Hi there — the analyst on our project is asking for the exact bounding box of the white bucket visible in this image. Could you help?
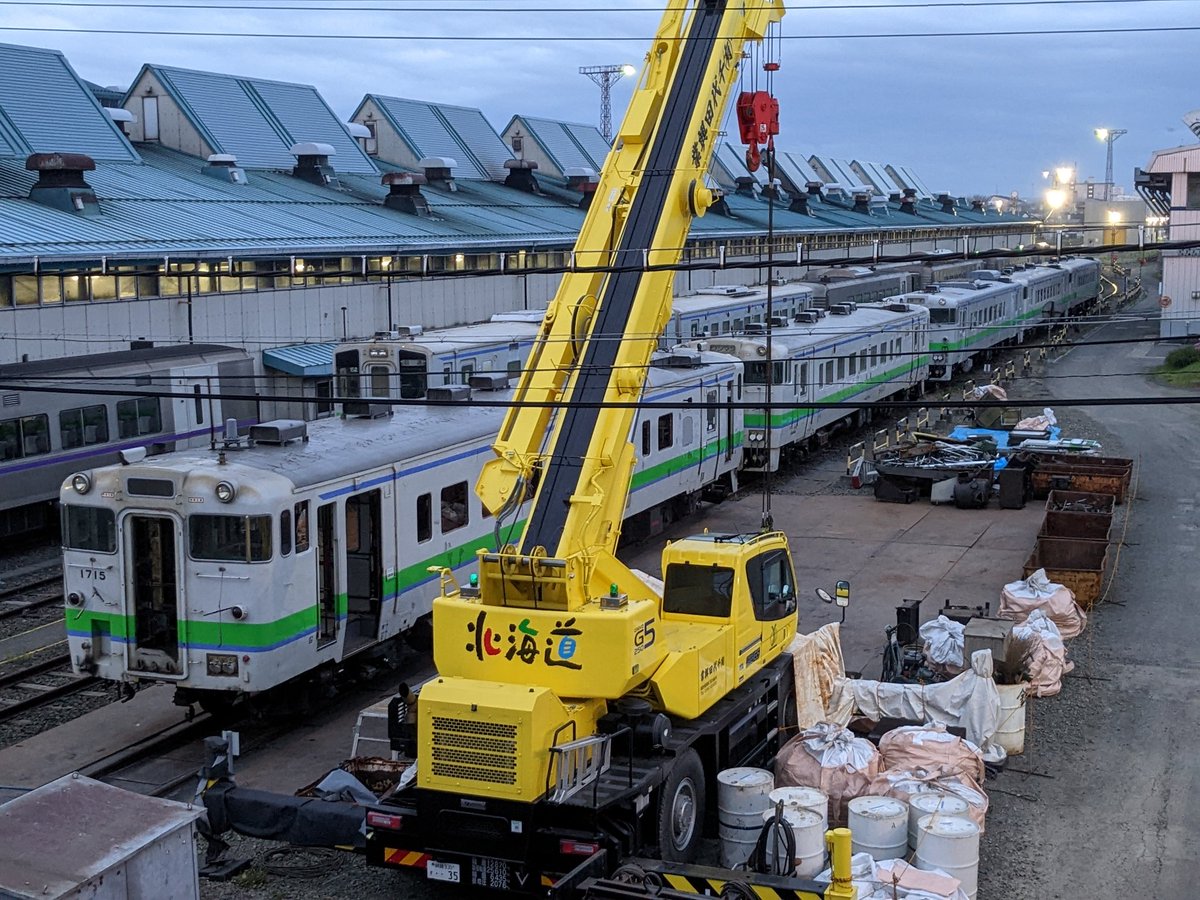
[914,813,981,900]
[908,793,970,849]
[717,767,774,868]
[996,682,1027,755]
[847,795,908,861]
[761,807,826,877]
[768,786,829,825]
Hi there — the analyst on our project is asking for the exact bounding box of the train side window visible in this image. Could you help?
[461,363,474,382]
[417,493,432,543]
[0,414,49,460]
[441,482,468,533]
[682,416,694,447]
[190,514,272,562]
[641,420,651,457]
[849,354,857,377]
[116,397,161,439]
[705,390,718,431]
[294,501,310,553]
[657,414,673,451]
[281,508,293,556]
[837,357,846,381]
[798,363,807,395]
[193,385,204,424]
[59,404,109,449]
[824,361,833,386]
[507,359,522,380]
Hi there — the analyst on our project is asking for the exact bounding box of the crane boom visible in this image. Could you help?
[479,0,784,581]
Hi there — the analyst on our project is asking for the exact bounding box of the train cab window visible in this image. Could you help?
[115,397,161,439]
[294,501,310,553]
[190,514,273,562]
[657,414,674,451]
[641,420,651,457]
[59,404,109,450]
[335,350,361,399]
[928,308,955,324]
[706,390,718,431]
[281,508,293,556]
[62,505,116,553]
[0,413,49,460]
[398,354,428,399]
[416,493,432,543]
[746,549,795,622]
[441,482,468,534]
[662,563,734,618]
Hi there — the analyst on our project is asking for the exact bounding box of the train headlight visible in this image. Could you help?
[230,605,247,621]
[70,473,92,494]
[932,353,947,363]
[66,592,83,607]
[749,430,766,442]
[206,653,239,676]
[215,481,236,503]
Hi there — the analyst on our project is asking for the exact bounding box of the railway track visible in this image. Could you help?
[0,653,97,725]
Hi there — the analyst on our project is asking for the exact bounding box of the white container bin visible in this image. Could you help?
[717,767,774,868]
[847,795,908,861]
[914,813,981,899]
[908,792,970,848]
[768,786,829,825]
[996,681,1027,755]
[761,807,826,877]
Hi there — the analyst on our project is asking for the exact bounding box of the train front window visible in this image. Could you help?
[928,308,955,324]
[745,362,786,385]
[63,505,116,553]
[190,514,273,562]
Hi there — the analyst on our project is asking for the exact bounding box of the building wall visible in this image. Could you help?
[354,99,424,171]
[121,70,213,158]
[1149,147,1200,337]
[501,119,564,178]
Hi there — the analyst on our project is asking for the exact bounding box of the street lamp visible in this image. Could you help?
[1054,166,1074,187]
[1093,127,1127,201]
[580,63,638,142]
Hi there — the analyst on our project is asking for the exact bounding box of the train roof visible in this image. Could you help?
[700,304,927,358]
[343,320,541,355]
[670,283,814,317]
[0,343,246,378]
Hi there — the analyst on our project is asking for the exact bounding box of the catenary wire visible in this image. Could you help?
[4,0,1192,10]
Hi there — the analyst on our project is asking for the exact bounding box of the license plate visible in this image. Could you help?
[426,860,461,883]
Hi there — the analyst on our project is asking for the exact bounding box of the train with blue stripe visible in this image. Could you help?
[0,345,256,539]
[59,349,745,711]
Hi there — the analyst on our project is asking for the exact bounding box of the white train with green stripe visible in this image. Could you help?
[59,349,744,712]
[690,301,931,472]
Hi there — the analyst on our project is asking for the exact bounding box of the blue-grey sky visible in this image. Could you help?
[2,0,1196,196]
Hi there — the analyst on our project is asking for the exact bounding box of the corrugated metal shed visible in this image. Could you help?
[853,160,904,196]
[0,43,140,163]
[263,342,335,376]
[143,64,376,174]
[363,95,512,180]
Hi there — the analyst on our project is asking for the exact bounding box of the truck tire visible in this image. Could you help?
[657,748,705,862]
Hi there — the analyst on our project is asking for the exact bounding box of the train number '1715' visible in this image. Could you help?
[78,567,107,580]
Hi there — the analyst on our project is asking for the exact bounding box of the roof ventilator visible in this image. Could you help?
[290,142,339,188]
[805,180,824,200]
[469,373,510,391]
[852,191,871,214]
[249,420,308,446]
[504,158,541,194]
[936,193,957,215]
[203,153,247,184]
[104,107,136,137]
[420,157,458,192]
[564,167,600,209]
[665,348,703,368]
[789,191,811,215]
[26,153,100,216]
[344,398,392,418]
[427,384,471,403]
[899,188,919,215]
[382,172,431,217]
[970,198,986,213]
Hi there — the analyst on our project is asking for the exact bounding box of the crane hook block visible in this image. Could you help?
[736,90,780,149]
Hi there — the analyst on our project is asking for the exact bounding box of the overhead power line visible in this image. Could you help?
[3,0,1189,10]
[1,23,1197,40]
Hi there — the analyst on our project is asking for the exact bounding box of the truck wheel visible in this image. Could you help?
[657,748,705,862]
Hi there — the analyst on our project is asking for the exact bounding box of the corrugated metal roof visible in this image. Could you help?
[506,115,608,175]
[774,150,821,190]
[263,342,335,376]
[366,96,512,180]
[853,160,903,196]
[147,64,376,174]
[0,43,139,163]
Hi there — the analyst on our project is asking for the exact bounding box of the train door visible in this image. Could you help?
[316,502,338,648]
[344,489,382,653]
[126,513,185,677]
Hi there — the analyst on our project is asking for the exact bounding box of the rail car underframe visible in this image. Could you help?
[365,654,794,893]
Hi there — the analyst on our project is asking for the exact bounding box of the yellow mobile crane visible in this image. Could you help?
[365,2,852,895]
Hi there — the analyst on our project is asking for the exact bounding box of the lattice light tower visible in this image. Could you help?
[1094,128,1128,201]
[579,63,637,142]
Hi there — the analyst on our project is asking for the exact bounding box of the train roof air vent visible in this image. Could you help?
[794,310,820,324]
[665,348,703,368]
[469,373,509,392]
[427,384,471,403]
[828,303,853,315]
[249,420,308,446]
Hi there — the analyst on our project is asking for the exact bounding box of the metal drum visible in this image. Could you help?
[717,767,774,868]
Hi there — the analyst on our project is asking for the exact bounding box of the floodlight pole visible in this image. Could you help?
[579,64,633,143]
[1096,128,1127,201]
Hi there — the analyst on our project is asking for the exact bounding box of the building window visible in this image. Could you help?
[1187,173,1200,209]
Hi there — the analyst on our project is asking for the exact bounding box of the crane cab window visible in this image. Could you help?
[663,563,734,618]
[746,549,795,621]
[416,493,432,542]
[441,482,468,533]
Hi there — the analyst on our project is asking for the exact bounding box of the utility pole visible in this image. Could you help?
[579,64,636,143]
[1094,128,1127,201]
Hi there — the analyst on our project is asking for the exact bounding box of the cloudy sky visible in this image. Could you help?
[3,0,1196,196]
